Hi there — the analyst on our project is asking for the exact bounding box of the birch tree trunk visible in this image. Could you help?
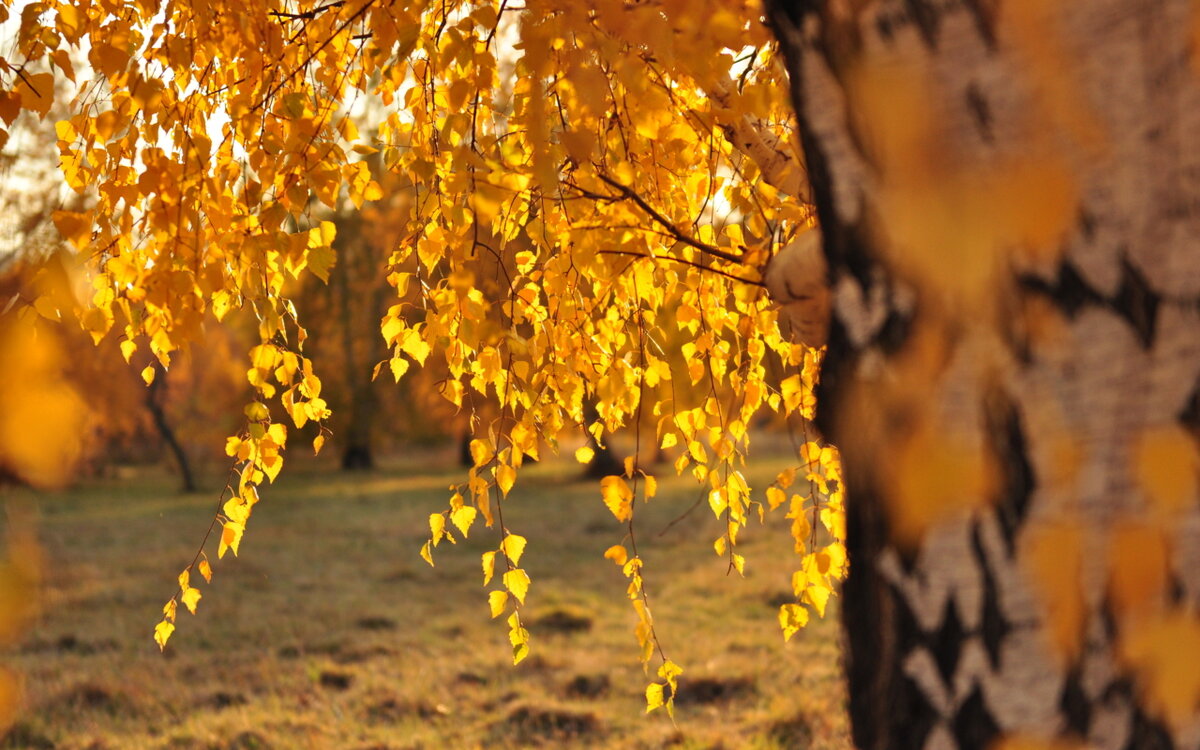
[765,3,1200,749]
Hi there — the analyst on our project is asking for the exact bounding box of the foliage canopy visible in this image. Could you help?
[1,0,843,710]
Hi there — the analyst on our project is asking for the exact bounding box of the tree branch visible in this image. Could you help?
[587,173,747,266]
[598,250,764,287]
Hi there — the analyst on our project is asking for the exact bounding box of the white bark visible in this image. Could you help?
[766,2,1200,749]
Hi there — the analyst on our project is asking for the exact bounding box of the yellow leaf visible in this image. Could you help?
[780,374,804,413]
[732,553,745,576]
[600,476,633,522]
[244,402,269,421]
[574,445,595,464]
[399,329,433,365]
[141,365,156,385]
[154,620,175,651]
[16,73,54,118]
[500,534,527,565]
[381,316,405,346]
[482,550,497,585]
[495,464,516,497]
[182,587,201,615]
[51,210,90,249]
[657,659,683,686]
[218,521,243,559]
[643,475,657,499]
[451,505,477,537]
[803,581,830,617]
[766,486,786,510]
[512,641,530,665]
[419,540,434,567]
[488,590,508,618]
[469,438,494,467]
[429,513,446,544]
[389,357,409,382]
[312,434,325,455]
[307,245,336,283]
[779,603,809,641]
[645,682,664,713]
[604,545,628,566]
[198,559,212,583]
[259,453,283,483]
[508,613,531,664]
[504,568,531,604]
[441,380,464,407]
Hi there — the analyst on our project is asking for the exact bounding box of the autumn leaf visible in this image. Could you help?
[488,590,508,618]
[451,506,477,537]
[15,73,54,118]
[503,569,531,604]
[500,534,527,566]
[600,476,633,522]
[495,464,516,497]
[154,620,175,651]
[181,587,202,615]
[645,682,665,713]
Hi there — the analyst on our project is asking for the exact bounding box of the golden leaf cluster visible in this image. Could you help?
[4,0,842,700]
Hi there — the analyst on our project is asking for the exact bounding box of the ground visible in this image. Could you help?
[2,447,849,749]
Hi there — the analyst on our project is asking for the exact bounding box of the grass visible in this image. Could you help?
[2,447,849,749]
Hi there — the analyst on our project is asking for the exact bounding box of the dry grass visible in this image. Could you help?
[2,448,849,749]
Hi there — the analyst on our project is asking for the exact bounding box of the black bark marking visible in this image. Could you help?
[765,0,812,28]
[960,0,998,48]
[1100,592,1120,641]
[896,676,941,750]
[984,387,1036,555]
[971,523,1010,669]
[904,0,944,48]
[965,83,993,141]
[840,479,896,750]
[1124,705,1175,750]
[1018,262,1107,319]
[1078,209,1097,241]
[837,445,940,749]
[1020,258,1163,349]
[878,306,916,357]
[1179,375,1200,437]
[1168,574,1186,605]
[1060,668,1092,737]
[1112,257,1160,348]
[932,597,965,685]
[876,13,897,43]
[952,687,1001,750]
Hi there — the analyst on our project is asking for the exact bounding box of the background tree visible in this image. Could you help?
[766,2,1200,749]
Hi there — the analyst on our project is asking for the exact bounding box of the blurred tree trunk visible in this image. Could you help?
[145,363,196,493]
[581,399,623,479]
[767,3,1200,749]
[333,215,377,471]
